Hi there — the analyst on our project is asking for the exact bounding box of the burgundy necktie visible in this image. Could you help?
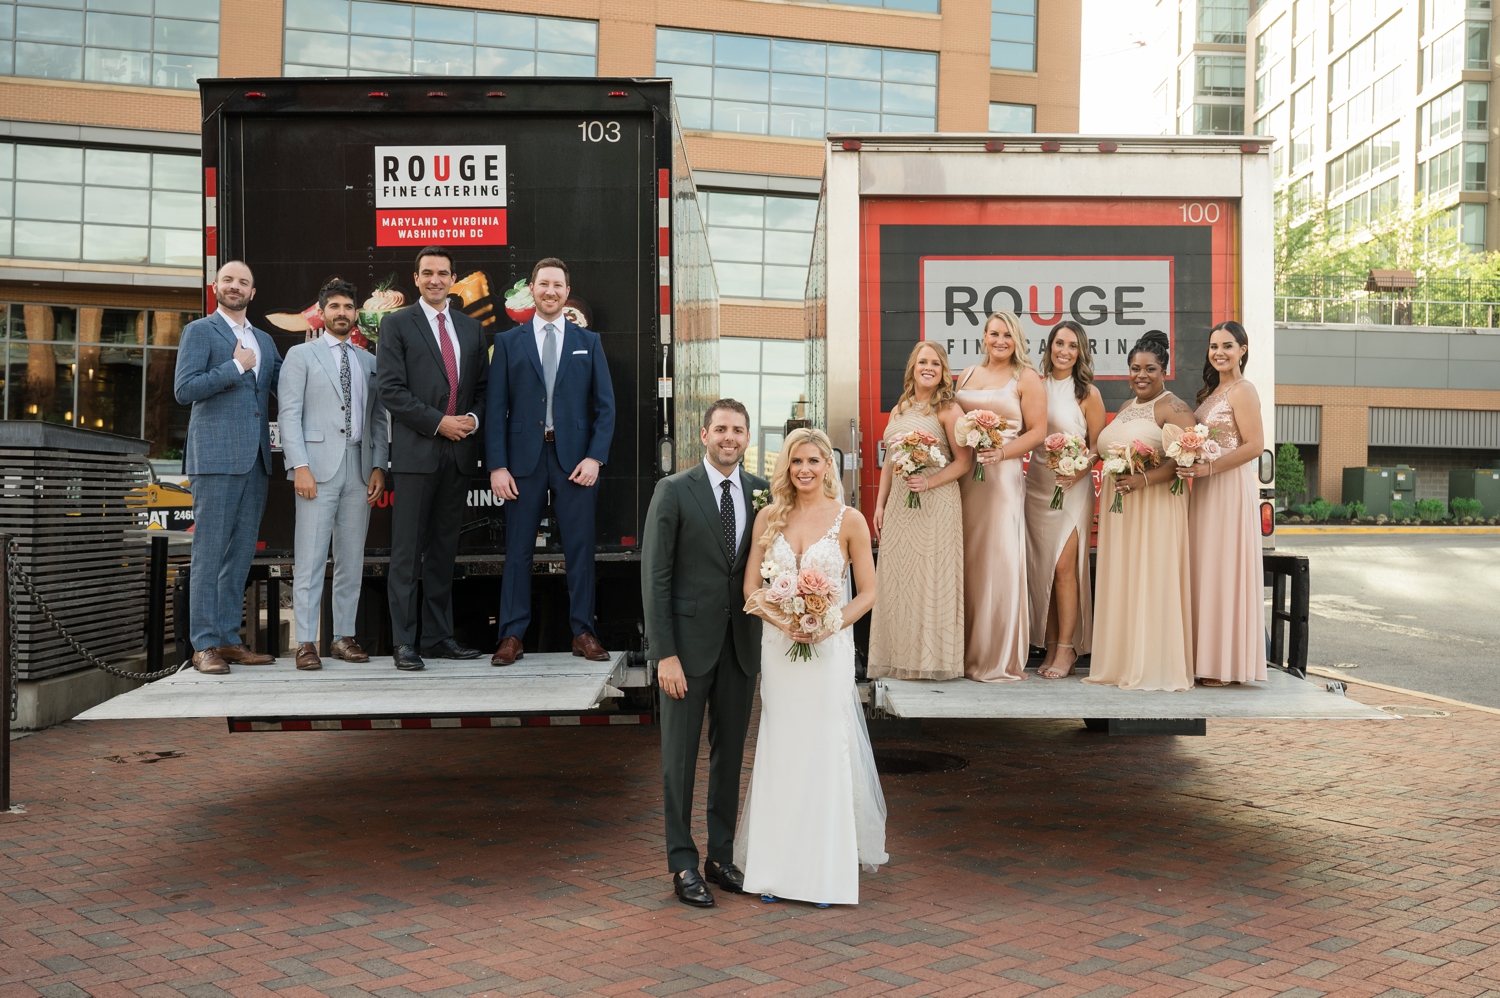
[436,312,458,416]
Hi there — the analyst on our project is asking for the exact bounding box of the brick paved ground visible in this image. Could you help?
[3,684,1499,998]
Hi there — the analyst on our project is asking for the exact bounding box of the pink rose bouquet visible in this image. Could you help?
[1164,422,1218,494]
[888,429,948,508]
[745,559,845,661]
[954,409,1009,481]
[1100,439,1160,514]
[1042,431,1090,509]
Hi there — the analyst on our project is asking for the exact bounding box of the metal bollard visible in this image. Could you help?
[146,534,168,674]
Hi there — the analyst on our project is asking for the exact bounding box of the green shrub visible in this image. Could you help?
[1390,499,1412,520]
[1452,496,1484,519]
[1415,498,1446,522]
[1308,497,1336,522]
[1276,443,1307,508]
[1347,499,1368,520]
[1288,503,1309,517]
[1330,503,1349,519]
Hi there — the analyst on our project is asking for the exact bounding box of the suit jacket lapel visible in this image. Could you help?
[733,472,764,570]
[684,464,732,568]
[551,322,582,392]
[209,311,237,351]
[312,335,343,397]
[253,328,274,393]
[410,306,445,372]
[520,319,545,385]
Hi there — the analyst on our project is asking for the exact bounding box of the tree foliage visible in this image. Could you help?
[1276,192,1472,284]
[1275,442,1307,508]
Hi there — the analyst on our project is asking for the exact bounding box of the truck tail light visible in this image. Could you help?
[245,91,266,98]
[368,91,388,98]
[1241,142,1264,153]
[984,140,1005,152]
[841,140,862,151]
[487,91,507,97]
[608,90,628,97]
[1040,140,1062,152]
[427,91,448,98]
[1260,502,1275,536]
[1097,141,1118,152]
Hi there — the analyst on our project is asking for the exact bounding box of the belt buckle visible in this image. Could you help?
[544,429,556,442]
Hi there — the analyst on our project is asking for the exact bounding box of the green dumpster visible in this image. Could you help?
[1449,468,1500,518]
[1343,466,1393,518]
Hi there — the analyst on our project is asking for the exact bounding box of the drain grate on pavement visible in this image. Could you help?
[873,748,968,774]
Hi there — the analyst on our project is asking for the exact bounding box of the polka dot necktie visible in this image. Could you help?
[719,479,736,557]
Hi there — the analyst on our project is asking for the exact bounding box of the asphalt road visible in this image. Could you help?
[1273,532,1500,708]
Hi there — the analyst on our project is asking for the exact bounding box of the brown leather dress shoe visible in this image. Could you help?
[192,649,230,674]
[572,631,610,662]
[218,643,274,665]
[295,642,322,671]
[491,635,524,666]
[329,637,369,662]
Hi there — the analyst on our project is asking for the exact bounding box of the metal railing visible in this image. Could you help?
[1277,296,1500,328]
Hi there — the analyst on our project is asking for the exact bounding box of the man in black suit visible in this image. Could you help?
[376,246,488,671]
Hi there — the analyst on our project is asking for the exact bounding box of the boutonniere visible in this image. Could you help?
[751,488,770,512]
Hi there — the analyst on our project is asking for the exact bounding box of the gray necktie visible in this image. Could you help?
[542,322,558,430]
[339,342,351,438]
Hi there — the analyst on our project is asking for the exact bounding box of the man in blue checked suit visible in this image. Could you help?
[486,258,615,666]
[174,261,282,674]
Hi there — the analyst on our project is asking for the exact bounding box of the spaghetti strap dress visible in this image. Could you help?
[1024,375,1094,656]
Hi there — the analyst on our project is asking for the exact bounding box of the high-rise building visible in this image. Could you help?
[0,0,1082,472]
[1158,0,1496,253]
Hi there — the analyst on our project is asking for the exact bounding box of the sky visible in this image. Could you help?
[1078,0,1171,135]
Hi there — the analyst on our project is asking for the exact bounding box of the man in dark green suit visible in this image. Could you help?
[641,399,769,907]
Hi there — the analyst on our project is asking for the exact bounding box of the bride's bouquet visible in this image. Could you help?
[888,430,947,507]
[954,409,1007,481]
[1042,432,1090,509]
[744,560,844,661]
[1101,439,1159,514]
[1164,423,1221,494]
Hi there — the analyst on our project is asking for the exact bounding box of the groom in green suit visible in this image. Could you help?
[641,399,769,907]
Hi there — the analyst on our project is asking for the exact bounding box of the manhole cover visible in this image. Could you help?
[1378,704,1450,718]
[873,749,968,775]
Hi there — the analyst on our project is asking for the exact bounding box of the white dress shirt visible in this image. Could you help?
[219,307,261,377]
[531,311,566,372]
[324,332,363,444]
[703,458,746,549]
[417,297,477,433]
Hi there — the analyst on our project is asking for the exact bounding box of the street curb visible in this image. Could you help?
[1277,526,1500,535]
[1308,668,1500,717]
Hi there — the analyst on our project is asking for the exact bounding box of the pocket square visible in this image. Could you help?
[572,350,589,355]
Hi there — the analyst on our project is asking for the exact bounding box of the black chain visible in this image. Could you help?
[5,539,187,693]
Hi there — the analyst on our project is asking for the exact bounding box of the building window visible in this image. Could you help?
[283,0,597,77]
[1427,0,1494,33]
[1291,127,1314,171]
[1327,123,1399,197]
[0,143,200,267]
[657,29,938,136]
[1423,20,1490,84]
[1465,142,1488,191]
[703,191,816,300]
[1198,1,1248,44]
[1,304,197,459]
[1198,55,1246,97]
[720,337,807,476]
[0,0,218,89]
[1188,103,1244,135]
[1291,33,1314,82]
[1330,176,1398,236]
[990,0,1036,72]
[1327,66,1401,149]
[988,102,1034,132]
[1459,203,1486,252]
[1420,82,1490,148]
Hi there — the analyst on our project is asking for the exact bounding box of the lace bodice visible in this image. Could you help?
[1114,393,1162,425]
[1195,388,1241,451]
[770,505,848,604]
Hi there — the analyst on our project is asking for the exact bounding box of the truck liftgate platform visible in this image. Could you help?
[76,652,647,730]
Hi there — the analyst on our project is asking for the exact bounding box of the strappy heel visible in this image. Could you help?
[1040,644,1075,679]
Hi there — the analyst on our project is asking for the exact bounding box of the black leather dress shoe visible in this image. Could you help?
[704,860,745,894]
[673,868,714,907]
[393,645,425,671]
[422,637,482,660]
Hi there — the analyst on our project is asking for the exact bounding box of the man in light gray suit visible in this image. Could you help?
[174,261,282,674]
[278,279,389,671]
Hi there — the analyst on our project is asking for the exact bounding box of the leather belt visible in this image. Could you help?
[544,429,556,442]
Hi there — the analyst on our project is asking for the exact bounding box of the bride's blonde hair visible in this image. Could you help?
[760,427,840,548]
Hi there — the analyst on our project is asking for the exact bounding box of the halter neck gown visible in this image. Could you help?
[1024,375,1094,656]
[956,370,1028,682]
[1085,395,1194,692]
[1189,386,1266,683]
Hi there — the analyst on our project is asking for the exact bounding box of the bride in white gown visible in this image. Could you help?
[736,427,888,906]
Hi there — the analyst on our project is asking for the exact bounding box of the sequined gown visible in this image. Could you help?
[868,403,966,680]
[1084,396,1193,691]
[1024,375,1094,655]
[956,371,1028,682]
[1189,387,1266,683]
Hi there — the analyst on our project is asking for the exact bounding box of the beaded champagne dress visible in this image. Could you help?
[1024,375,1095,656]
[867,403,965,680]
[736,506,888,905]
[956,371,1029,682]
[1084,395,1194,691]
[1189,387,1266,682]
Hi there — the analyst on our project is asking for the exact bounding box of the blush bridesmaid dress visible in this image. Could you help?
[1024,375,1094,659]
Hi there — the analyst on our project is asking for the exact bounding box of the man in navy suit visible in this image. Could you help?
[173,260,282,674]
[487,258,615,665]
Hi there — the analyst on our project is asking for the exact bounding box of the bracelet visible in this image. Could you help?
[998,445,1006,462]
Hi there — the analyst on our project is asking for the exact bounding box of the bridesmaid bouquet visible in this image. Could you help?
[745,563,844,661]
[954,409,1008,481]
[1164,423,1221,495]
[1042,432,1090,509]
[1101,440,1160,514]
[888,430,948,507]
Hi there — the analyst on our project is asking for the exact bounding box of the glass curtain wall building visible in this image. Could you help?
[0,0,219,88]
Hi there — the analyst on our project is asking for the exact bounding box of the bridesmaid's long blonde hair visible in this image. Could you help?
[981,310,1036,378]
[893,340,958,414]
[760,427,840,548]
